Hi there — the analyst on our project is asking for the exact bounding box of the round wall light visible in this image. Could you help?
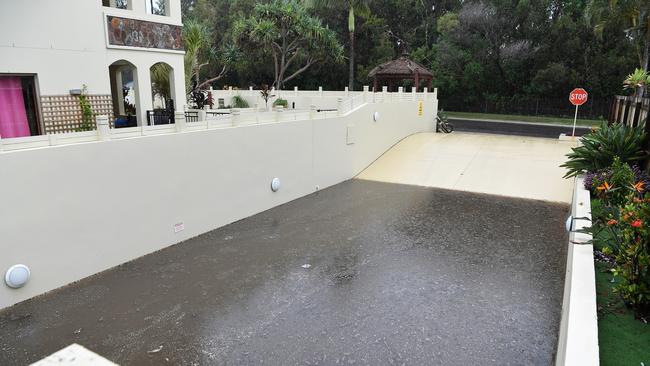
[5,264,30,289]
[271,177,281,192]
[373,111,381,122]
[565,216,573,232]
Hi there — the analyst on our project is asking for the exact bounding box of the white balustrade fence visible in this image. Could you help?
[0,87,438,152]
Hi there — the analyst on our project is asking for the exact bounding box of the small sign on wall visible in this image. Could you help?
[418,101,424,117]
[174,222,185,233]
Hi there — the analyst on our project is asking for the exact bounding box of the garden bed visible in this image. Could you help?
[592,199,650,365]
[561,122,650,365]
[595,260,650,365]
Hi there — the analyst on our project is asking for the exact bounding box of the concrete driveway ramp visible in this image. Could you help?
[357,132,575,203]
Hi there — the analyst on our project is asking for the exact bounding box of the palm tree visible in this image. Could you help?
[183,19,210,92]
[310,0,370,91]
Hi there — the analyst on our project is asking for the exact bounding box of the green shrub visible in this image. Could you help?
[76,85,95,132]
[591,157,638,207]
[273,98,288,108]
[561,122,647,178]
[604,196,650,312]
[231,95,250,108]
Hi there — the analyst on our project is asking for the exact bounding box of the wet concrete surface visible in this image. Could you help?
[0,180,569,366]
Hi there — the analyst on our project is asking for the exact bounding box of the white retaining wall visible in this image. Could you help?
[0,98,436,309]
[555,176,599,365]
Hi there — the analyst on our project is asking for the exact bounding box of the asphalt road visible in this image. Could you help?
[449,117,592,138]
[0,180,569,366]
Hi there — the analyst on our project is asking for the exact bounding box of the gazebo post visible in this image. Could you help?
[373,77,378,93]
[427,78,433,92]
[414,73,420,93]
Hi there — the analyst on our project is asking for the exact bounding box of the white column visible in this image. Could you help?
[115,69,125,116]
[135,66,153,127]
[294,86,299,97]
[423,87,429,100]
[345,86,349,97]
[231,108,241,126]
[0,134,4,151]
[96,115,110,141]
[382,86,388,102]
[274,106,284,122]
[398,86,404,101]
[309,105,317,119]
[319,86,323,97]
[175,111,186,132]
[412,87,417,101]
[337,97,344,116]
[249,86,254,96]
[363,86,369,103]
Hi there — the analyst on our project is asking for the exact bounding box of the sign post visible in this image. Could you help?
[569,88,588,137]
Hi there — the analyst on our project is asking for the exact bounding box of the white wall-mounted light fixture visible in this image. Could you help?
[565,216,573,232]
[271,177,281,192]
[5,264,30,289]
[373,111,381,122]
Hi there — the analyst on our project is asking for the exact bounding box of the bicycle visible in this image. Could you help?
[436,110,454,133]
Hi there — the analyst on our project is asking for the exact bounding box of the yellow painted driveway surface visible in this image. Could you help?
[357,132,576,203]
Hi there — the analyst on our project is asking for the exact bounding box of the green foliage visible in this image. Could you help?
[591,157,638,207]
[259,84,275,108]
[232,0,343,89]
[561,123,647,178]
[184,0,643,110]
[183,17,238,92]
[608,197,650,311]
[436,12,459,34]
[623,68,649,97]
[595,261,650,365]
[183,19,210,91]
[150,62,172,102]
[273,98,288,108]
[231,94,250,108]
[77,85,95,132]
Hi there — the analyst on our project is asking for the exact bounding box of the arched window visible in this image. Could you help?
[108,60,139,128]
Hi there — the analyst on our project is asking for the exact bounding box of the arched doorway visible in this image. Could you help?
[148,62,175,125]
[108,60,139,128]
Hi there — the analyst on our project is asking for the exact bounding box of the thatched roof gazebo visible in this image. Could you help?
[368,55,433,92]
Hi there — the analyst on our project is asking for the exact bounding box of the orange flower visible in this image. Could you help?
[633,181,645,193]
[607,219,618,226]
[634,197,644,203]
[631,219,643,228]
[596,182,612,191]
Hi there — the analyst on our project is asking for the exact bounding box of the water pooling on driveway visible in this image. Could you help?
[0,180,568,365]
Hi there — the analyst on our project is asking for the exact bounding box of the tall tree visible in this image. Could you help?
[587,0,650,70]
[310,0,370,90]
[233,0,343,89]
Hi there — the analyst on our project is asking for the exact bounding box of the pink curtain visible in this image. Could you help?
[0,77,31,138]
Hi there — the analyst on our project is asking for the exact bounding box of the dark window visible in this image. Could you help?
[102,0,129,9]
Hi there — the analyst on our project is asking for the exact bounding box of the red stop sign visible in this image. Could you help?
[569,88,588,106]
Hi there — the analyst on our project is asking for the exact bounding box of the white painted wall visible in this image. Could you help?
[0,0,186,124]
[555,176,599,365]
[0,99,436,309]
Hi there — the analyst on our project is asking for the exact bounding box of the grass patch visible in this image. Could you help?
[445,111,603,126]
[596,261,650,365]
